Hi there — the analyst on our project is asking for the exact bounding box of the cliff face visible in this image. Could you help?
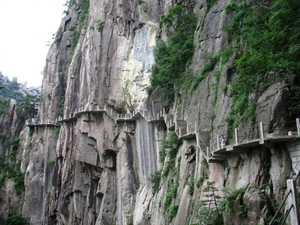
[2,0,299,224]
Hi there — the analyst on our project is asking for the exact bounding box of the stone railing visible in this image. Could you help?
[26,118,59,127]
[26,118,36,126]
[208,118,300,162]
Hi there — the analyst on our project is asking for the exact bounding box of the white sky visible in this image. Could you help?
[0,0,67,87]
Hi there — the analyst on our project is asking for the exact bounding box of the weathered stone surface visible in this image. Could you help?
[256,81,290,127]
[1,0,298,224]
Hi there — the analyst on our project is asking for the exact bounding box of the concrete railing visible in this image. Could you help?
[26,118,36,125]
[269,171,300,225]
[209,118,300,156]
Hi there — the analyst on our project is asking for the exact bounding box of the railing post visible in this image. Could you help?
[235,128,239,145]
[287,179,300,225]
[259,122,264,144]
[207,147,210,158]
[217,134,220,149]
[297,118,300,135]
[152,101,154,115]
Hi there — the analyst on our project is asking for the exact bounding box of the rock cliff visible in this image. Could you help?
[1,0,300,224]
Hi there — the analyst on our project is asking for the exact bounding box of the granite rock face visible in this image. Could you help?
[1,0,298,224]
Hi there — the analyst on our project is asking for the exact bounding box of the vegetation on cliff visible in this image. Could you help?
[224,0,300,134]
[68,0,90,51]
[0,212,29,225]
[0,76,39,223]
[149,0,300,132]
[0,137,24,195]
[0,77,40,118]
[148,4,197,106]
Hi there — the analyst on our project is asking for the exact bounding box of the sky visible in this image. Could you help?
[0,0,67,87]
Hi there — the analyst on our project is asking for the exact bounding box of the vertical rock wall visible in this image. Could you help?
[16,0,298,224]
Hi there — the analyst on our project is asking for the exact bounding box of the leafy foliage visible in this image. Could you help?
[0,137,25,195]
[220,188,245,213]
[207,0,218,10]
[290,86,300,115]
[70,0,90,50]
[0,212,29,225]
[6,136,20,151]
[160,132,182,177]
[151,132,181,193]
[188,178,194,195]
[58,98,65,115]
[0,80,20,99]
[0,98,9,116]
[97,20,105,33]
[150,170,161,193]
[164,179,179,211]
[197,158,208,188]
[148,5,197,105]
[193,202,224,225]
[0,78,40,117]
[224,0,300,132]
[168,204,179,222]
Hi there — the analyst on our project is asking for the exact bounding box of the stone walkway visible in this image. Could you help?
[26,105,300,171]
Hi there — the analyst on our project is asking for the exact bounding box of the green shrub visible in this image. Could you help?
[4,212,29,225]
[148,5,197,106]
[137,0,144,5]
[6,136,20,151]
[224,0,300,131]
[97,20,105,33]
[160,132,182,177]
[0,98,9,116]
[69,25,76,31]
[168,204,179,222]
[188,179,194,195]
[69,0,90,51]
[196,158,208,188]
[290,86,300,115]
[58,98,65,115]
[188,54,219,94]
[220,188,245,213]
[193,201,224,225]
[0,154,24,195]
[14,169,25,195]
[47,160,56,166]
[164,180,179,211]
[150,170,161,193]
[54,127,60,139]
[207,0,218,10]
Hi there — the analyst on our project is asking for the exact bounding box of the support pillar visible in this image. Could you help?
[234,128,238,145]
[259,122,264,144]
[207,147,210,158]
